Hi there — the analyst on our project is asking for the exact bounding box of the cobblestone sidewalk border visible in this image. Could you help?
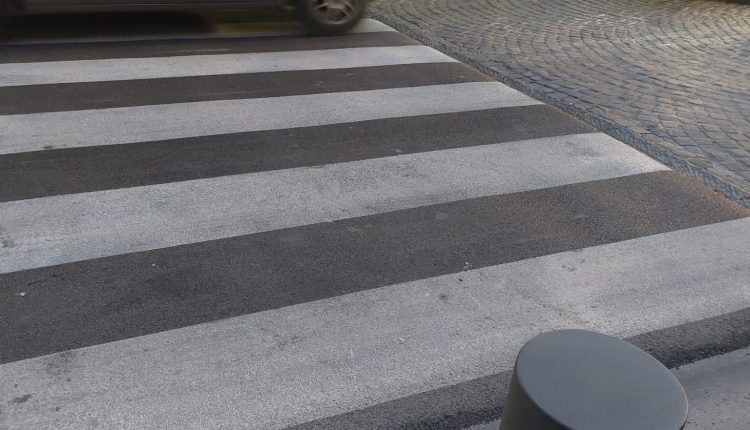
[368,10,750,208]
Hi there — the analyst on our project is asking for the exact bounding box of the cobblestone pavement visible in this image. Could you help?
[371,0,750,206]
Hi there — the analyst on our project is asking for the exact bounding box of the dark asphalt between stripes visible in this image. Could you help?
[2,171,747,363]
[0,106,593,201]
[0,31,418,63]
[0,62,491,114]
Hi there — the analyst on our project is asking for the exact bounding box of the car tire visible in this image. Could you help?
[297,0,366,36]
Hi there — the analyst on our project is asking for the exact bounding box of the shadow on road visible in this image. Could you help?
[3,8,301,42]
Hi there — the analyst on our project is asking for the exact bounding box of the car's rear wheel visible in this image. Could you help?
[297,0,366,35]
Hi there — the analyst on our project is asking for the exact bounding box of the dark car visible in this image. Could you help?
[0,0,367,36]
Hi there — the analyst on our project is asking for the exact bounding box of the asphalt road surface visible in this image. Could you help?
[1,16,749,430]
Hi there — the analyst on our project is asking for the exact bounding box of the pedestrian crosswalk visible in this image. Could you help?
[1,82,535,153]
[1,19,749,430]
[2,133,669,273]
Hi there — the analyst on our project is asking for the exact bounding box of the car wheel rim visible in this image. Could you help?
[308,0,358,25]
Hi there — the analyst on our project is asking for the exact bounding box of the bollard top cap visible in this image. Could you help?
[515,329,688,430]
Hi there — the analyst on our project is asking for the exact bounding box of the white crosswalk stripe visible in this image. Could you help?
[0,45,456,87]
[0,19,748,430]
[0,133,666,273]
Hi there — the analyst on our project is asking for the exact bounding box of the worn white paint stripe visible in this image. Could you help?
[349,19,398,33]
[0,82,534,155]
[0,44,454,87]
[0,19,395,47]
[676,347,750,430]
[0,133,666,274]
[2,218,748,430]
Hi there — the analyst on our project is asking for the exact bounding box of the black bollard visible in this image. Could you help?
[499,329,688,430]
